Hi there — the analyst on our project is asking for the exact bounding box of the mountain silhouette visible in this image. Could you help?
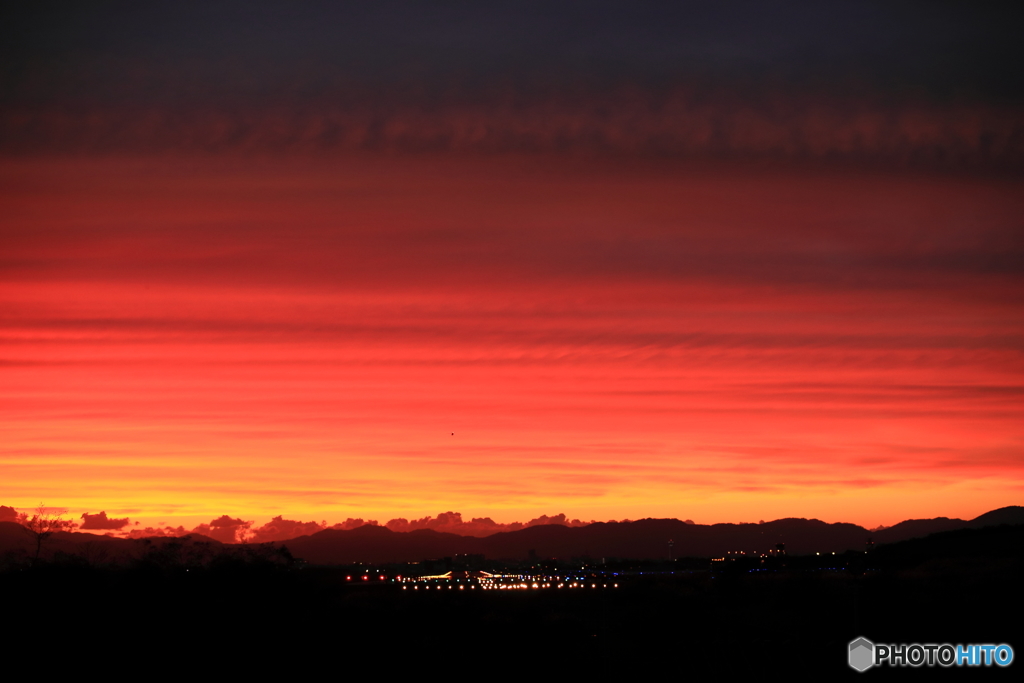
[2,507,1021,565]
[276,506,1024,564]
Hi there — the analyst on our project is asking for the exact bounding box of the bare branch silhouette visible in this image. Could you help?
[18,503,77,564]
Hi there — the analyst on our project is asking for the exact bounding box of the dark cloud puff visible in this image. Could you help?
[79,511,131,530]
[0,505,18,523]
[249,516,326,543]
[191,515,252,543]
[328,518,380,531]
[384,511,593,537]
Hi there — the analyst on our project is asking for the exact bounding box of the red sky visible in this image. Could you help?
[2,3,1022,536]
[2,154,1021,532]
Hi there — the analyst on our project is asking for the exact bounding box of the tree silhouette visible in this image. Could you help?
[18,504,77,563]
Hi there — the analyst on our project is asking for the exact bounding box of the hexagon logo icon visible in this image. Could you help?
[849,637,874,672]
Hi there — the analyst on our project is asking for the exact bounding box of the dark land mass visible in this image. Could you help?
[3,511,1021,677]
[0,505,1021,566]
[280,505,1024,564]
[3,506,1022,565]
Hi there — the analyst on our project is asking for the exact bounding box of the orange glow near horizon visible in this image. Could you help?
[1,155,1022,532]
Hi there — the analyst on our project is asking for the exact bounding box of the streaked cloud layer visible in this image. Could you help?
[1,2,1021,530]
[2,157,1021,528]
[3,2,1022,167]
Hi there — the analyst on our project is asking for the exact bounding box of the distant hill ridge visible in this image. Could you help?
[1,506,1020,565]
[279,506,1024,564]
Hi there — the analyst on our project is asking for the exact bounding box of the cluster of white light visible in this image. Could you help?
[397,572,619,592]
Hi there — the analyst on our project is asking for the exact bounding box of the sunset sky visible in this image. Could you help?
[2,2,1022,536]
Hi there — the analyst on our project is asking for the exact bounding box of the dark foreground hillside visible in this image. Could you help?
[5,525,1020,677]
